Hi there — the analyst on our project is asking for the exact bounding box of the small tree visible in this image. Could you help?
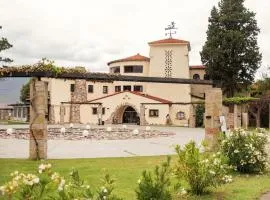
[0,26,13,65]
[201,0,261,97]
[20,80,31,103]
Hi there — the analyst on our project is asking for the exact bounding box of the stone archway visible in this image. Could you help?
[106,103,140,124]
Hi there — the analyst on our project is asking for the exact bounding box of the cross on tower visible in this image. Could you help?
[165,22,177,38]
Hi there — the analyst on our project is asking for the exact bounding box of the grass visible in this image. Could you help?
[0,157,270,199]
[0,120,28,125]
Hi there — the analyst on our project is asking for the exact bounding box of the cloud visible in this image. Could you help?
[0,0,269,77]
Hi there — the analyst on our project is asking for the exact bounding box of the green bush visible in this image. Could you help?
[221,128,269,173]
[0,163,122,200]
[175,141,231,195]
[136,157,172,200]
[195,104,205,127]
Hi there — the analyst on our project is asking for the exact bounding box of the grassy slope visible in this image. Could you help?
[0,157,270,200]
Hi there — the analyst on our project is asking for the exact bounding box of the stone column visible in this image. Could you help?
[29,79,48,160]
[60,104,65,124]
[97,104,102,125]
[242,113,248,129]
[49,105,55,124]
[204,88,222,142]
[189,105,196,128]
[70,79,87,123]
[140,104,146,126]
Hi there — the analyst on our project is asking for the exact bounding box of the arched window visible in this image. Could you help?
[193,74,200,80]
[204,74,210,80]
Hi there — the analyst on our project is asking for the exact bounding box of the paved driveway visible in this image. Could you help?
[0,125,205,159]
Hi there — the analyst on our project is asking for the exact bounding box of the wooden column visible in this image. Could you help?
[29,78,48,160]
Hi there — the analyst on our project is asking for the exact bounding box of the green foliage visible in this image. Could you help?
[201,0,261,97]
[136,156,172,200]
[0,26,13,64]
[20,79,31,103]
[0,58,88,77]
[0,163,122,200]
[221,128,269,173]
[223,96,258,105]
[175,141,230,195]
[195,104,205,127]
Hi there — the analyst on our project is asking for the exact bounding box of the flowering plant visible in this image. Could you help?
[221,128,269,173]
[0,163,122,200]
[174,141,231,195]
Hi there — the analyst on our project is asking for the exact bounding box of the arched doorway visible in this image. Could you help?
[122,106,139,124]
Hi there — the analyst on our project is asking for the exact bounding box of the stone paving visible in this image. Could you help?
[0,124,205,159]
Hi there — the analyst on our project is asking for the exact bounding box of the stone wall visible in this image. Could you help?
[70,79,87,123]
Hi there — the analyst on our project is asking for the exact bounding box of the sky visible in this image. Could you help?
[0,0,269,103]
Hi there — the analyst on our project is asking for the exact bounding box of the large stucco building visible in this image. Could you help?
[42,38,212,126]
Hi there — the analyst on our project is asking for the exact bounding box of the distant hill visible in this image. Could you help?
[0,78,29,104]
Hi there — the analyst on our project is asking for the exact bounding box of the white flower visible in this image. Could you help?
[86,125,91,130]
[180,188,187,195]
[145,126,151,131]
[234,149,239,153]
[60,127,66,134]
[106,127,112,132]
[83,130,89,137]
[69,123,74,128]
[133,129,139,135]
[103,188,108,193]
[209,170,216,175]
[122,124,127,129]
[58,179,65,191]
[137,179,141,184]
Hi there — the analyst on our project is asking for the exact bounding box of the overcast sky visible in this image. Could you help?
[0,0,269,76]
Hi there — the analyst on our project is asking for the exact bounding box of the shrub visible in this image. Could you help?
[221,128,269,173]
[195,104,205,127]
[175,141,231,195]
[0,163,122,200]
[136,156,172,200]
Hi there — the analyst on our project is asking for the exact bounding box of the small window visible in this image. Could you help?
[103,86,108,94]
[110,66,120,73]
[176,111,185,120]
[124,65,143,73]
[134,85,143,92]
[123,85,131,91]
[115,86,121,92]
[70,84,75,92]
[193,74,200,80]
[149,109,159,117]
[88,85,94,93]
[92,107,97,115]
[102,107,105,115]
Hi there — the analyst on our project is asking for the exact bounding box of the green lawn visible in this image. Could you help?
[0,157,270,199]
[0,120,28,125]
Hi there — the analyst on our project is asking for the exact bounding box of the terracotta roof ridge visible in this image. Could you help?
[108,53,150,65]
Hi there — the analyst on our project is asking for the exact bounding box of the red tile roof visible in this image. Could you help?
[148,38,189,45]
[88,91,172,104]
[189,65,206,69]
[108,53,150,65]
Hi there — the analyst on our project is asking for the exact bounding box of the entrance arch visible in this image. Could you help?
[122,106,139,124]
[109,103,140,124]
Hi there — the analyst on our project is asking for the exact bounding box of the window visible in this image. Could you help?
[102,107,105,115]
[149,109,159,117]
[123,85,131,91]
[103,86,108,94]
[88,85,94,93]
[193,74,200,80]
[92,107,97,115]
[134,85,143,92]
[115,86,121,92]
[70,84,75,92]
[176,111,185,120]
[110,66,120,73]
[124,65,143,73]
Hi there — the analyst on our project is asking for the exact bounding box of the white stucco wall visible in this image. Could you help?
[148,44,190,78]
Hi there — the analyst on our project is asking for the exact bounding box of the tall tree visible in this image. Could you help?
[20,80,31,103]
[0,26,13,65]
[201,0,261,97]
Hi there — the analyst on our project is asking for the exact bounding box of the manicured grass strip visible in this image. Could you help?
[0,157,270,199]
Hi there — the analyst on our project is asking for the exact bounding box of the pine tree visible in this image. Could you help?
[0,26,13,65]
[201,0,261,97]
